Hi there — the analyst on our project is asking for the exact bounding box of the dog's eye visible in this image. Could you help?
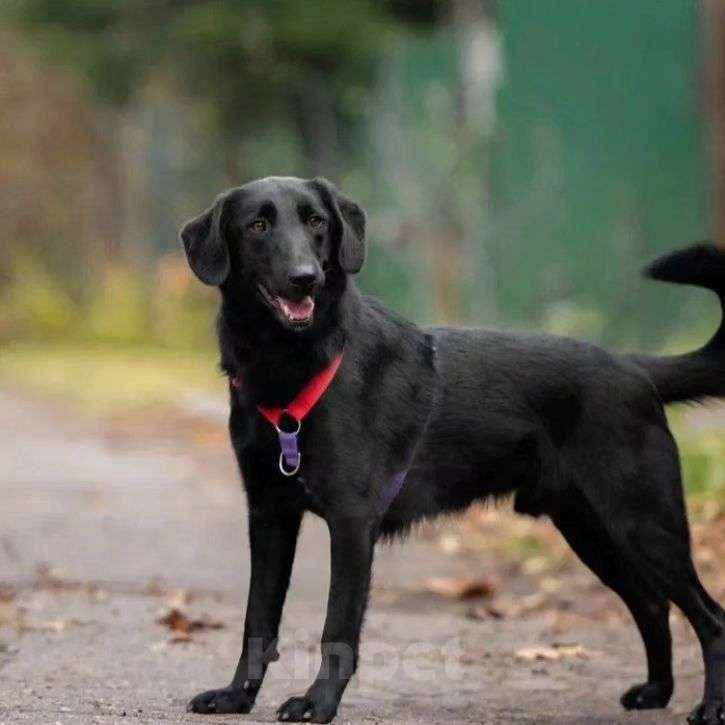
[308,215,326,230]
[248,219,268,234]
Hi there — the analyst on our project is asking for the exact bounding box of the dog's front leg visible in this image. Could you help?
[188,505,303,715]
[277,512,375,723]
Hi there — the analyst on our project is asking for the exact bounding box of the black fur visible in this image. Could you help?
[180,177,725,724]
[630,243,725,403]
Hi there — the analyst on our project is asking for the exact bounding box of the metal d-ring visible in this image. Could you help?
[278,450,301,477]
[275,417,301,436]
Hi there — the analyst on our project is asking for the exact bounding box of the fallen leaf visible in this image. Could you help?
[156,607,223,635]
[514,643,589,662]
[424,577,495,600]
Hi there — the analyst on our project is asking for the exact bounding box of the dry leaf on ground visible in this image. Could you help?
[156,607,224,636]
[514,643,590,662]
[424,577,496,600]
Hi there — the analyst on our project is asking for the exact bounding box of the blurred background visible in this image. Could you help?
[2,0,725,490]
[0,0,725,722]
[1,0,721,349]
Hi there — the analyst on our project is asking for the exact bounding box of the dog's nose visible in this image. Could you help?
[288,265,319,290]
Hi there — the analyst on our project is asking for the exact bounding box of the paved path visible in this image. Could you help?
[0,390,705,723]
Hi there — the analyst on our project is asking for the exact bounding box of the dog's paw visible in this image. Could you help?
[620,679,673,710]
[276,693,338,723]
[187,685,254,714]
[687,699,724,724]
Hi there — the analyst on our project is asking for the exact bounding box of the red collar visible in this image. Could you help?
[232,352,344,428]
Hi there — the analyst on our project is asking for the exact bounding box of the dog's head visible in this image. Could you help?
[180,176,366,332]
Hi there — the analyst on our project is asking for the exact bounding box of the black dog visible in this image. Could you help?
[180,176,725,723]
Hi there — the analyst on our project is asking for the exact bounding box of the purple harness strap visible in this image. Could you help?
[277,428,302,476]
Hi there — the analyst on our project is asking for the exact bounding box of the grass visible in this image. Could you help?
[0,341,225,413]
[673,423,725,510]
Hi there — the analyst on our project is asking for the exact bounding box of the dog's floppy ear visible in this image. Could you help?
[179,192,231,286]
[310,177,366,274]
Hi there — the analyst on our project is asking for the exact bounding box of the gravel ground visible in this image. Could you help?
[0,390,708,724]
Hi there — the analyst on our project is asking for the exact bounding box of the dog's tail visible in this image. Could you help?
[628,243,725,404]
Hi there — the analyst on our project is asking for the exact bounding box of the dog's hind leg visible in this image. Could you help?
[619,523,725,724]
[619,519,725,724]
[550,492,674,710]
[578,424,725,724]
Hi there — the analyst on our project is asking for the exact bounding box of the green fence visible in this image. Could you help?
[360,0,713,348]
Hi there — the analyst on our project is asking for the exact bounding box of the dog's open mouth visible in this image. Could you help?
[258,284,315,328]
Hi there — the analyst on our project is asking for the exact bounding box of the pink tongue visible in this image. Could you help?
[278,296,314,321]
